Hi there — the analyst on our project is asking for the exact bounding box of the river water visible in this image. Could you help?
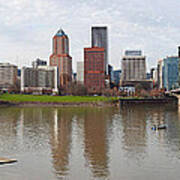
[0,105,180,180]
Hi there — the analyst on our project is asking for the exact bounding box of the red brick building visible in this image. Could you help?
[84,47,105,93]
[49,29,72,88]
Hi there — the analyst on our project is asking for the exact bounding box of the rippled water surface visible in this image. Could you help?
[0,105,180,180]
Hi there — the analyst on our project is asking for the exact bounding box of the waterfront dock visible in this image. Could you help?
[119,97,177,105]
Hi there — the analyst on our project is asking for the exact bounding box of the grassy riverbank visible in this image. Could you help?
[0,94,118,103]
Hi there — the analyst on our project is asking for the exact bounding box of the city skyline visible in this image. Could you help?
[0,0,180,71]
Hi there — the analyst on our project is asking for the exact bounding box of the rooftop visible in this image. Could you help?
[55,28,67,37]
[84,47,105,51]
[0,63,17,67]
[124,50,142,56]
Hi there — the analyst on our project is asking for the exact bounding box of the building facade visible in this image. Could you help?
[157,59,164,89]
[0,63,18,91]
[150,67,158,87]
[21,66,58,94]
[108,64,113,84]
[146,73,151,80]
[163,56,179,90]
[77,61,84,83]
[72,72,77,83]
[121,50,146,81]
[84,47,105,93]
[91,26,108,74]
[49,29,72,88]
[113,70,121,86]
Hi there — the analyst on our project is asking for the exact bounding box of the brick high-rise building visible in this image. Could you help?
[49,29,72,88]
[84,47,105,93]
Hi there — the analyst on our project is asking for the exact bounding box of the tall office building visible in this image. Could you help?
[163,56,179,90]
[84,47,105,93]
[108,64,113,83]
[157,59,164,89]
[77,61,84,83]
[91,26,108,74]
[113,70,121,86]
[150,67,158,87]
[21,66,58,94]
[121,50,146,81]
[49,29,72,88]
[0,63,18,91]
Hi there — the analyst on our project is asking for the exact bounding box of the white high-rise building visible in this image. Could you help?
[21,66,58,94]
[0,63,18,91]
[77,61,84,83]
[157,59,164,89]
[122,50,146,81]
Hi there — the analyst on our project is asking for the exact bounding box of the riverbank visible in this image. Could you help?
[0,94,177,107]
[0,94,119,107]
[0,100,118,107]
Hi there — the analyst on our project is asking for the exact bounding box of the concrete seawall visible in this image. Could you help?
[119,97,177,105]
[0,98,176,107]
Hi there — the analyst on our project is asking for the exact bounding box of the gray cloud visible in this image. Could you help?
[0,0,180,71]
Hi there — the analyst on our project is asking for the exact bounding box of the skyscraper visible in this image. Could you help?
[163,56,179,90]
[113,70,121,86]
[77,61,84,83]
[0,63,18,91]
[157,59,164,89]
[84,47,105,93]
[49,29,72,88]
[91,26,108,74]
[121,50,146,81]
[21,66,58,94]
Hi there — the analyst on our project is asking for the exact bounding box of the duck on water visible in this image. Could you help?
[152,124,167,130]
[0,157,17,165]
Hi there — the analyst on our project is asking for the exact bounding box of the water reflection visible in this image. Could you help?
[0,108,20,136]
[148,105,168,146]
[164,106,180,159]
[0,108,21,155]
[16,109,24,145]
[49,108,73,178]
[83,108,114,179]
[49,108,115,179]
[1,106,180,179]
[120,105,147,161]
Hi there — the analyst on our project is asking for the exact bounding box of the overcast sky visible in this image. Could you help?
[0,0,180,72]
